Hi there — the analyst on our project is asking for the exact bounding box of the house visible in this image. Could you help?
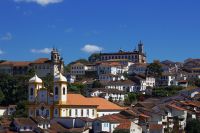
[149,124,164,133]
[7,105,16,116]
[128,63,147,75]
[104,80,135,92]
[53,117,93,131]
[114,121,142,133]
[89,88,125,101]
[0,107,7,117]
[99,74,125,82]
[13,118,37,132]
[71,62,87,77]
[92,114,126,133]
[156,73,176,86]
[30,117,50,129]
[0,61,30,75]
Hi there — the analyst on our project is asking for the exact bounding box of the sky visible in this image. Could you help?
[0,0,200,64]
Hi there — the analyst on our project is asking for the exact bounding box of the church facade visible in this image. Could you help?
[27,73,124,119]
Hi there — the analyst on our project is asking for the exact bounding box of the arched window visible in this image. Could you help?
[63,87,65,95]
[30,88,33,96]
[55,87,58,95]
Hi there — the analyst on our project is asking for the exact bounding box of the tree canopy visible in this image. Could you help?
[146,60,163,77]
[185,119,200,133]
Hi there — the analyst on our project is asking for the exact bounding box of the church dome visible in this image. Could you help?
[54,73,67,82]
[29,74,43,83]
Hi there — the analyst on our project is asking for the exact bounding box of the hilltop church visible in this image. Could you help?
[27,73,124,119]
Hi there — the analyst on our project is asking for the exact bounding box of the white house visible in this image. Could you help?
[71,62,87,76]
[104,80,135,92]
[128,63,147,75]
[90,88,125,101]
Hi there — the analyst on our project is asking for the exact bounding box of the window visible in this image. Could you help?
[92,109,95,116]
[30,88,33,96]
[46,110,49,117]
[63,87,65,95]
[87,109,89,116]
[75,109,78,116]
[54,109,58,115]
[55,87,58,95]
[69,109,71,116]
[36,110,39,116]
[81,109,83,116]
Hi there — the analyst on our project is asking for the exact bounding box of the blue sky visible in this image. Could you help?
[0,0,200,64]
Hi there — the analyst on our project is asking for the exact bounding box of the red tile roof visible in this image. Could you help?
[149,124,163,130]
[115,121,131,130]
[58,94,124,111]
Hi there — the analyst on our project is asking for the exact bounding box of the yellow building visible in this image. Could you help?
[28,73,124,119]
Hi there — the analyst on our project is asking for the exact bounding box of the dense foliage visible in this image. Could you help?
[152,86,184,97]
[124,93,137,105]
[68,83,86,94]
[185,119,200,133]
[146,60,163,77]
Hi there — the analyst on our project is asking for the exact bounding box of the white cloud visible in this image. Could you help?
[81,44,103,53]
[0,49,4,55]
[14,0,63,6]
[31,48,52,54]
[0,32,12,41]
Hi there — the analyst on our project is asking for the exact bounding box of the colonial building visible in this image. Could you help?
[27,73,124,119]
[0,48,64,77]
[99,42,146,63]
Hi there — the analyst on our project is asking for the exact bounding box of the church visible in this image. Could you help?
[27,73,124,119]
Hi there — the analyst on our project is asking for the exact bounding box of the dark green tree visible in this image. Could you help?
[92,80,104,88]
[124,93,137,105]
[185,119,200,133]
[146,60,163,77]
[42,74,54,92]
[88,53,101,62]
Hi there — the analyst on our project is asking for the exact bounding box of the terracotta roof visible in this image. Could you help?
[184,101,200,107]
[57,94,124,111]
[167,104,186,111]
[89,97,124,111]
[14,118,36,126]
[66,94,98,106]
[31,58,50,64]
[149,124,163,130]
[0,61,30,67]
[97,114,126,123]
[115,121,131,130]
[139,113,150,118]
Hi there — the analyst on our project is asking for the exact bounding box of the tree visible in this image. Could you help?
[88,53,101,62]
[113,129,129,133]
[146,60,163,77]
[124,93,137,105]
[0,89,5,103]
[92,80,104,88]
[42,74,54,92]
[12,100,28,118]
[185,119,200,133]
